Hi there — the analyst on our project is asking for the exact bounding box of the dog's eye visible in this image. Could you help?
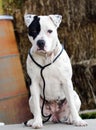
[32,29,37,33]
[47,30,53,33]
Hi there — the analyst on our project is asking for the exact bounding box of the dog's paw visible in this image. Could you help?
[25,118,43,129]
[32,119,43,129]
[25,119,34,127]
[73,119,88,126]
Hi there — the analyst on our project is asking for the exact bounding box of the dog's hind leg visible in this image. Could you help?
[59,91,81,124]
[62,79,87,126]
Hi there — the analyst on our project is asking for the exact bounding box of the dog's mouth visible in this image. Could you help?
[36,46,53,56]
[37,48,46,54]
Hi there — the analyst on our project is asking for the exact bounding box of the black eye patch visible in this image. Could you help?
[28,16,41,39]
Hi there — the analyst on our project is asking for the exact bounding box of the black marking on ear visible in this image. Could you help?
[28,16,41,39]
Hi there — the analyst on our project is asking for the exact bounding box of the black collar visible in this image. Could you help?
[28,45,64,69]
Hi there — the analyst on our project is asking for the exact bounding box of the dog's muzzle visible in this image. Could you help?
[37,40,45,50]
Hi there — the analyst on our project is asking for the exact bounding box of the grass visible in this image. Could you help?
[80,111,96,119]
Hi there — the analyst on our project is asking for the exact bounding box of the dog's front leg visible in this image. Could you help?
[27,82,43,129]
[63,79,87,126]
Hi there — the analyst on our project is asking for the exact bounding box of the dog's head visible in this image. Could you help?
[24,14,62,54]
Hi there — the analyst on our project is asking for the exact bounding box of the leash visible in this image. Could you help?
[28,46,63,123]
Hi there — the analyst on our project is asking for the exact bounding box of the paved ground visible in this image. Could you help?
[0,119,96,130]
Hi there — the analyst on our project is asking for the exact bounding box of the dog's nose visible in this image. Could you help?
[37,40,45,49]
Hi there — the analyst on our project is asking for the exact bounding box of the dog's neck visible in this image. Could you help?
[30,41,62,66]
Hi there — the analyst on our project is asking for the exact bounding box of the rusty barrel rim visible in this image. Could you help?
[0,15,13,20]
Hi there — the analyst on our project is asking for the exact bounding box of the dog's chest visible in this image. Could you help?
[27,50,72,101]
[39,63,66,101]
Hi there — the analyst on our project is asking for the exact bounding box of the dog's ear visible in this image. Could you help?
[24,13,36,27]
[49,14,62,28]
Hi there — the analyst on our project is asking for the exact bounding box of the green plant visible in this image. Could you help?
[80,112,96,119]
[2,0,25,15]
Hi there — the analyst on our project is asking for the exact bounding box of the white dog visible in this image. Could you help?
[24,14,87,128]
